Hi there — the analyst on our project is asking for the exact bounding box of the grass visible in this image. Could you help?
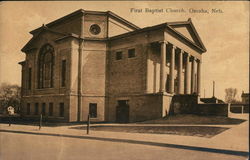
[72,125,229,138]
[137,114,246,125]
[70,115,244,138]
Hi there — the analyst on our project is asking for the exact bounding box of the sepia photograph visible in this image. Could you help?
[0,1,249,160]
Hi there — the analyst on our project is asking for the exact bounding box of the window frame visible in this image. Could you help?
[35,103,39,115]
[27,103,30,115]
[115,51,123,60]
[59,103,64,117]
[42,103,46,116]
[128,48,136,58]
[61,59,66,87]
[37,44,54,89]
[28,67,32,90]
[49,103,53,116]
[89,103,97,118]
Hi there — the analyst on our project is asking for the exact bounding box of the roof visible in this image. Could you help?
[21,25,67,52]
[22,9,206,53]
[167,18,206,52]
[30,9,140,35]
[110,18,207,53]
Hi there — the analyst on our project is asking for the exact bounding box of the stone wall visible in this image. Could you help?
[230,104,249,113]
[170,94,198,115]
[195,103,228,116]
[170,95,228,116]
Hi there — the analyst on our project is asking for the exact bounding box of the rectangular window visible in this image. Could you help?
[42,103,46,116]
[59,103,64,117]
[49,103,53,116]
[35,103,39,115]
[61,60,66,87]
[89,103,97,118]
[28,67,32,90]
[27,103,30,115]
[128,48,136,58]
[116,51,122,60]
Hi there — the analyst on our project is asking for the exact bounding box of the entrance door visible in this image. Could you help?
[116,100,129,123]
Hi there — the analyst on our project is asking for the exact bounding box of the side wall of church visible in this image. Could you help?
[106,29,168,122]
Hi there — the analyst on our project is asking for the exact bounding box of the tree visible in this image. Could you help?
[225,88,240,103]
[0,83,21,113]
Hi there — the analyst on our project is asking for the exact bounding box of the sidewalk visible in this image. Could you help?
[0,120,248,154]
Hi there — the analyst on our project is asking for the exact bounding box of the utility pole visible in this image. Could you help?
[87,114,90,134]
[212,81,215,98]
[204,89,205,98]
[39,114,42,130]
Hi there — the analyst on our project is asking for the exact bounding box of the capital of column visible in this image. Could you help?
[196,58,202,63]
[172,45,177,50]
[190,56,197,61]
[185,51,189,55]
[159,40,168,44]
[180,49,185,54]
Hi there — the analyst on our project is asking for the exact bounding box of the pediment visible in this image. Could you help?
[173,25,195,43]
[167,19,206,52]
[22,26,66,52]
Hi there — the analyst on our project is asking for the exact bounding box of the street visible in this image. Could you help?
[0,131,246,160]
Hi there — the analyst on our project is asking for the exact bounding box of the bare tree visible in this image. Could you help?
[0,83,21,113]
[225,88,240,103]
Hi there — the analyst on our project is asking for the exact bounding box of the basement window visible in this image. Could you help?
[89,103,97,118]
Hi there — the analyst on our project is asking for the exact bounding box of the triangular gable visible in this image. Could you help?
[173,26,195,44]
[22,25,66,52]
[167,19,206,52]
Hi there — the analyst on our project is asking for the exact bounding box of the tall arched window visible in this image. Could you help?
[38,44,54,88]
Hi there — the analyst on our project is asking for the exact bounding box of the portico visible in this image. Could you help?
[159,42,202,96]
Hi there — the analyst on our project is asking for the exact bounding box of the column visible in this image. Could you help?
[191,57,196,94]
[159,41,167,92]
[197,59,201,96]
[170,45,176,93]
[178,50,183,94]
[185,53,190,94]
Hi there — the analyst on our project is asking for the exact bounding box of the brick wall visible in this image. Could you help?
[107,94,165,122]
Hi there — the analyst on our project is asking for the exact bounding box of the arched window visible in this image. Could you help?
[38,44,54,88]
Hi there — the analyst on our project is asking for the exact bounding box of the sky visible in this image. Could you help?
[0,1,249,101]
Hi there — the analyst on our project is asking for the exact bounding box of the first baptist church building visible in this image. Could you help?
[19,9,206,122]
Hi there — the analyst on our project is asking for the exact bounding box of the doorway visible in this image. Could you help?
[116,100,129,123]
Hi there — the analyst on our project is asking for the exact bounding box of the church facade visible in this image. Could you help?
[19,9,206,122]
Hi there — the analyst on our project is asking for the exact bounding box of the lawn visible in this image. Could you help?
[72,125,229,138]
[137,114,246,125]
[71,114,245,138]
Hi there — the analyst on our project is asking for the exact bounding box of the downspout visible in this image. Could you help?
[77,14,84,122]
